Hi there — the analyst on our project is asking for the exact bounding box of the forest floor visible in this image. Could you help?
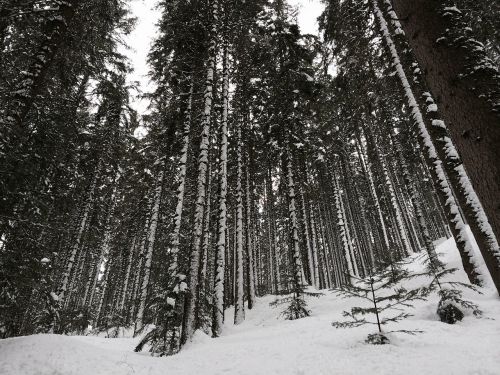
[1,235,500,375]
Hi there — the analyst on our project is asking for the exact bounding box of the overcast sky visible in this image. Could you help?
[124,0,324,120]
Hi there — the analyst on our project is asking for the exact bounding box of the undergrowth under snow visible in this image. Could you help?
[1,233,499,375]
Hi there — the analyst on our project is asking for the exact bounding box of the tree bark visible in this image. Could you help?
[182,0,218,343]
[212,43,229,336]
[374,0,491,288]
[234,119,245,325]
[391,0,500,250]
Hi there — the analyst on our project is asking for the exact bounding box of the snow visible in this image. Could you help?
[426,104,438,113]
[372,0,485,277]
[442,6,461,14]
[135,168,165,331]
[1,236,499,375]
[431,119,446,129]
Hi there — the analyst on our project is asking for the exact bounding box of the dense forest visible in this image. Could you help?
[0,0,499,361]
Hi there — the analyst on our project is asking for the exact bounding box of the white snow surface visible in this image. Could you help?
[1,235,499,375]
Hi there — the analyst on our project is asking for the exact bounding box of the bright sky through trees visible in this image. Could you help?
[125,0,323,122]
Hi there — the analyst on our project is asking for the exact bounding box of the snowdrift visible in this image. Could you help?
[1,236,499,375]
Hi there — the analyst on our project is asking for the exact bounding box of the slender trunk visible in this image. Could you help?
[379,148,413,256]
[129,208,151,322]
[86,182,118,308]
[286,148,303,296]
[183,0,218,342]
[234,120,245,324]
[119,235,137,312]
[332,160,355,283]
[164,79,194,343]
[266,165,280,293]
[244,147,256,309]
[135,167,165,333]
[212,43,229,336]
[58,162,100,303]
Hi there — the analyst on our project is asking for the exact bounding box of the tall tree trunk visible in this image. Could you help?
[118,235,136,312]
[58,161,100,304]
[183,0,218,342]
[332,161,354,283]
[135,166,165,333]
[164,79,194,346]
[300,186,315,287]
[372,0,486,286]
[85,181,118,310]
[285,146,304,296]
[266,164,280,293]
[378,145,414,257]
[212,43,229,336]
[129,208,151,323]
[244,143,256,309]
[234,119,245,325]
[390,0,500,288]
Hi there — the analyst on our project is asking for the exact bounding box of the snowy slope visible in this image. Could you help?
[1,236,499,375]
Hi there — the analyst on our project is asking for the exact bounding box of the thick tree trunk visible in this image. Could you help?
[373,0,490,288]
[391,0,500,284]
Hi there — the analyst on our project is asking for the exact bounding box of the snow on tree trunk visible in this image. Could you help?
[390,0,500,258]
[316,203,332,288]
[308,203,321,288]
[183,1,218,342]
[165,79,194,338]
[286,148,304,296]
[135,166,165,333]
[199,143,213,326]
[58,161,100,304]
[377,147,413,257]
[118,235,136,312]
[129,209,151,322]
[299,186,315,287]
[212,42,229,336]
[390,126,438,262]
[332,161,355,283]
[357,137,390,259]
[85,181,118,309]
[339,179,360,278]
[372,0,486,286]
[244,145,256,309]
[266,165,280,294]
[234,120,245,325]
[95,254,114,325]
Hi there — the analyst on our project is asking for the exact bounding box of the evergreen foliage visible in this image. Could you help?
[332,261,428,343]
[0,0,496,359]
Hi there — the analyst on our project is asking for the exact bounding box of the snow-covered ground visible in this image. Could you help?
[1,236,499,375]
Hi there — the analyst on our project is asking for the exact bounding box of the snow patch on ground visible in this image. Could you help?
[1,235,499,375]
